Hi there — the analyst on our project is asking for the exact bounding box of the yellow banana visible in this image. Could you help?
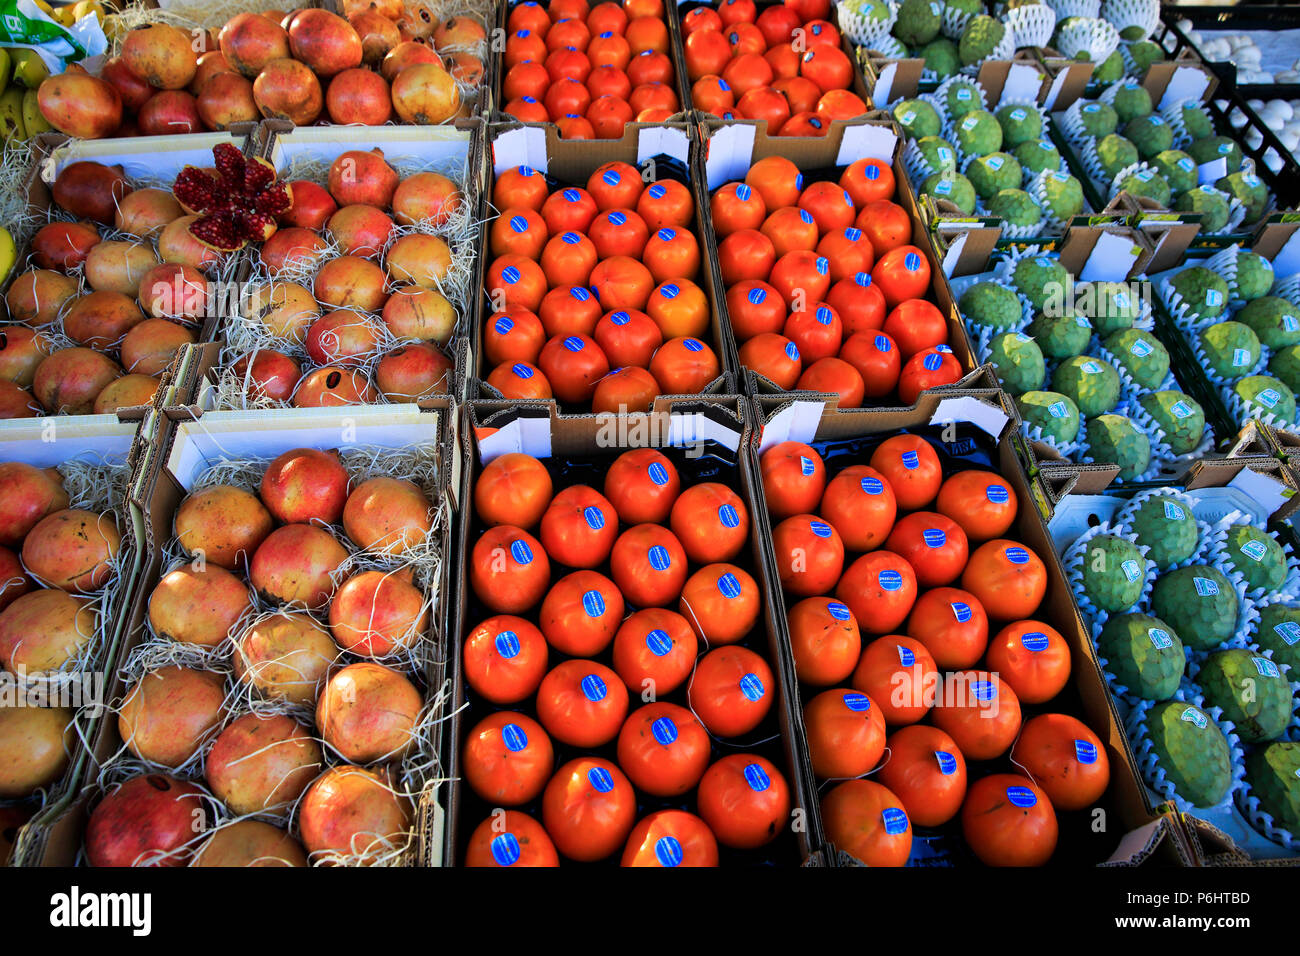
[0,49,11,92]
[10,50,50,89]
[0,227,16,287]
[0,88,26,143]
[71,0,105,24]
[30,0,55,16]
[22,89,50,137]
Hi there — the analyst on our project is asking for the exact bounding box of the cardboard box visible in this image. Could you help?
[748,388,1178,866]
[441,395,828,866]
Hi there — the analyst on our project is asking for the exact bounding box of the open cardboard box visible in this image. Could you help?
[696,115,980,403]
[6,412,156,866]
[442,395,828,866]
[1037,455,1299,864]
[18,397,459,866]
[748,388,1186,866]
[473,120,736,404]
[1023,47,1093,113]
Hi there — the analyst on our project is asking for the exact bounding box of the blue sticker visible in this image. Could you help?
[491,832,521,866]
[1074,739,1098,765]
[923,352,943,371]
[879,569,904,591]
[922,528,946,548]
[901,451,920,470]
[652,716,678,745]
[718,503,740,528]
[602,169,621,187]
[684,338,705,352]
[748,286,767,305]
[659,283,680,299]
[608,211,627,226]
[845,227,862,241]
[744,762,771,791]
[511,363,534,379]
[649,183,667,199]
[735,182,749,199]
[861,476,884,495]
[510,539,534,564]
[972,680,996,702]
[561,231,581,245]
[739,672,765,701]
[648,462,670,485]
[502,266,521,284]
[842,692,871,712]
[646,629,672,657]
[1005,546,1029,565]
[570,286,591,301]
[648,545,672,570]
[610,311,630,325]
[827,601,851,621]
[1006,786,1037,808]
[502,722,528,752]
[587,766,615,792]
[509,215,529,233]
[799,208,815,225]
[950,601,971,623]
[495,631,521,659]
[562,188,582,202]
[935,750,957,775]
[1021,631,1049,652]
[810,520,833,538]
[816,257,829,275]
[881,807,908,835]
[658,228,676,242]
[795,174,804,191]
[563,336,585,352]
[654,836,683,867]
[904,252,921,272]
[897,644,915,667]
[855,272,872,287]
[582,590,606,617]
[495,316,515,335]
[718,572,743,599]
[784,340,801,363]
[815,306,833,325]
[582,673,608,702]
[584,506,606,530]
[986,483,1009,504]
[865,165,880,181]
[800,456,815,476]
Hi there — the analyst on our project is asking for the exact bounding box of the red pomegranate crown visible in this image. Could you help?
[172,143,293,252]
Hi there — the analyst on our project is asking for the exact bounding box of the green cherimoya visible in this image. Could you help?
[1082,281,1142,336]
[1199,321,1261,381]
[1151,566,1238,651]
[1237,296,1300,349]
[1119,168,1173,207]
[1232,253,1276,303]
[988,331,1045,394]
[1198,648,1293,744]
[941,77,983,120]
[1174,185,1231,232]
[1081,533,1149,612]
[1052,355,1122,417]
[1188,136,1243,174]
[958,14,1005,66]
[1097,133,1139,180]
[995,104,1042,148]
[944,0,981,17]
[922,170,977,214]
[955,109,1003,157]
[1222,523,1289,594]
[1269,346,1300,395]
[916,135,958,173]
[1015,140,1062,175]
[1013,256,1070,313]
[967,152,1022,199]
[1127,495,1199,570]
[845,0,892,21]
[1152,149,1199,195]
[921,37,961,79]
[1086,414,1152,480]
[1078,100,1118,138]
[1139,390,1206,455]
[960,281,1023,330]
[1235,375,1297,424]
[894,98,943,139]
[1169,266,1229,320]
[1092,49,1125,84]
[1097,612,1185,699]
[894,0,943,47]
[1104,328,1170,389]
[1245,742,1300,834]
[1125,114,1174,160]
[1112,82,1153,123]
[1129,40,1166,72]
[1177,102,1215,141]
[988,188,1042,227]
[1144,700,1234,807]
[1252,603,1300,673]
[1217,170,1270,224]
[1028,311,1094,359]
[1042,171,1085,221]
[1017,390,1081,443]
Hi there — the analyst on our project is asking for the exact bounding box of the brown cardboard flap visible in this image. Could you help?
[862,56,924,106]
[1058,223,1154,279]
[1100,815,1193,867]
[1142,55,1218,111]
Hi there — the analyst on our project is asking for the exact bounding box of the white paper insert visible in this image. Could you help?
[1080,231,1142,282]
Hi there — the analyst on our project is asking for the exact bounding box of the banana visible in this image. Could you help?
[22,89,51,137]
[52,5,76,25]
[0,228,15,287]
[31,0,56,16]
[71,0,105,24]
[0,49,11,92]
[10,50,49,89]
[0,88,26,143]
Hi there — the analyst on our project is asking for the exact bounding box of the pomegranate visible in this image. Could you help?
[282,181,337,230]
[325,67,393,125]
[433,16,485,50]
[385,233,450,288]
[85,773,207,867]
[304,310,380,367]
[390,62,460,124]
[232,350,302,403]
[287,9,364,77]
[259,226,330,274]
[326,203,394,257]
[316,661,421,762]
[115,188,184,238]
[192,821,308,867]
[327,149,399,207]
[234,611,336,704]
[117,665,226,767]
[0,546,32,612]
[205,712,322,814]
[197,72,260,129]
[391,171,460,227]
[375,342,452,400]
[174,484,274,569]
[148,563,251,647]
[260,447,350,524]
[122,24,199,89]
[51,161,130,225]
[398,5,437,40]
[0,462,69,546]
[158,215,224,270]
[0,589,95,673]
[93,374,159,413]
[244,281,320,342]
[83,241,159,296]
[380,40,440,82]
[342,476,432,552]
[313,256,390,312]
[137,90,203,135]
[120,319,193,376]
[5,270,79,324]
[344,0,402,20]
[32,349,122,415]
[297,765,411,863]
[190,50,235,94]
[350,10,400,64]
[293,367,379,406]
[30,221,101,271]
[329,569,428,655]
[101,56,155,112]
[219,12,291,77]
[36,73,122,140]
[138,263,209,322]
[0,382,37,419]
[62,291,145,351]
[380,287,455,342]
[443,52,483,85]
[0,327,52,388]
[23,508,120,592]
[0,703,71,798]
[253,58,323,125]
[249,524,349,607]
